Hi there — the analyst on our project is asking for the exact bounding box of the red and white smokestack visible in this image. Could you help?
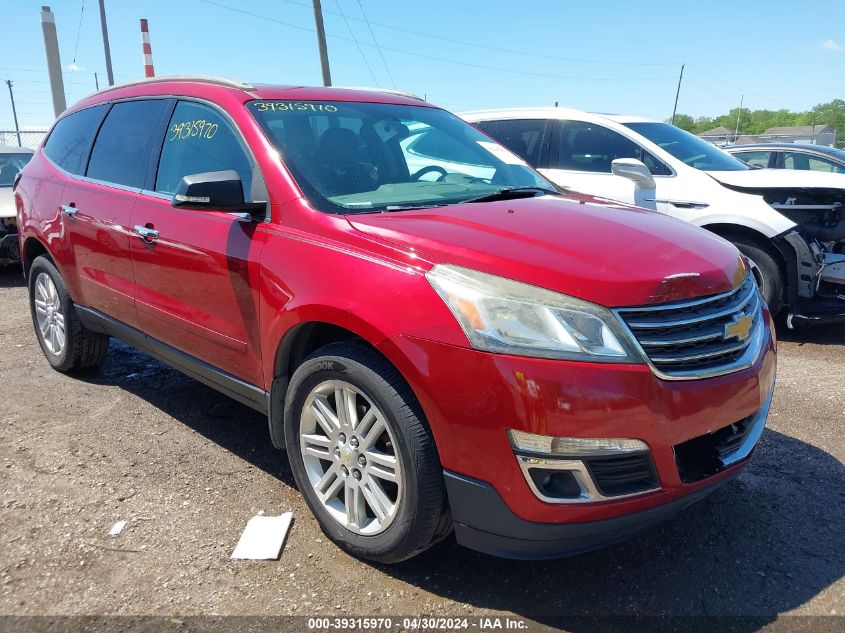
[140,19,155,78]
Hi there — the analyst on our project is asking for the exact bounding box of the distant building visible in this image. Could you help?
[761,125,836,146]
[698,124,837,147]
[698,127,739,146]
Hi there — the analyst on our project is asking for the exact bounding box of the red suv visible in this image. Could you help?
[16,78,776,562]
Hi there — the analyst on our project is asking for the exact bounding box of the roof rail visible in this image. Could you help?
[82,75,255,99]
[333,86,424,101]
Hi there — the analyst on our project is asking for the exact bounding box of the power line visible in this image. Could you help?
[686,66,803,110]
[267,0,679,67]
[199,0,674,83]
[355,0,395,88]
[332,0,379,85]
[71,0,86,67]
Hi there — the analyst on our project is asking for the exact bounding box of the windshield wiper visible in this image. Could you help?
[383,203,450,212]
[462,187,563,204]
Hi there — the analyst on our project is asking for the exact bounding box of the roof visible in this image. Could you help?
[73,76,429,112]
[763,124,833,135]
[733,135,761,145]
[459,106,656,125]
[699,126,735,136]
[0,146,34,154]
[726,143,845,159]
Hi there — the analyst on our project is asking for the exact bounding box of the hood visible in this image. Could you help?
[348,194,745,308]
[708,168,845,190]
[0,188,15,219]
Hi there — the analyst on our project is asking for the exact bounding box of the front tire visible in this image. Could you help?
[283,342,450,563]
[726,236,785,315]
[28,255,109,372]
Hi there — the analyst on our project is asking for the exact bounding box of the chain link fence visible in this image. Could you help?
[0,129,49,150]
[701,130,840,148]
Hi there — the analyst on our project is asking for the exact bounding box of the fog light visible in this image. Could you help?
[508,429,649,456]
[528,468,582,499]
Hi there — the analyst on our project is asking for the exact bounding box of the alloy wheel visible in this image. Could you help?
[299,379,403,535]
[34,272,65,356]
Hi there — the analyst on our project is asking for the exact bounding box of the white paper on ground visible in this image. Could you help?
[231,512,293,560]
[109,520,127,536]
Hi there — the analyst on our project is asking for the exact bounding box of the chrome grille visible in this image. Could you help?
[615,276,764,379]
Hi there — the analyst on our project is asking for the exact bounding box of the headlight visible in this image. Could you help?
[426,264,643,362]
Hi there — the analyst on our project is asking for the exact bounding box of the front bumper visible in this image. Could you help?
[0,231,20,264]
[445,469,737,559]
[377,312,776,531]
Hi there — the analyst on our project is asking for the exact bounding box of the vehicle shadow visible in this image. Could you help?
[0,265,25,288]
[75,342,843,626]
[380,427,844,625]
[83,340,296,489]
[775,320,845,346]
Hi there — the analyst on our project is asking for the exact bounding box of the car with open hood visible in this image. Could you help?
[16,78,775,562]
[0,145,33,265]
[463,108,845,326]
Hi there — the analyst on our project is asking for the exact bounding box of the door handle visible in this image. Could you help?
[133,225,159,241]
[60,204,78,217]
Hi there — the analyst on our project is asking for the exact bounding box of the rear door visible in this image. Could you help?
[60,99,167,327]
[475,118,550,168]
[129,99,266,386]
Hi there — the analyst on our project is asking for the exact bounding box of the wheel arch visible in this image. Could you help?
[21,235,50,281]
[702,222,796,304]
[267,316,427,452]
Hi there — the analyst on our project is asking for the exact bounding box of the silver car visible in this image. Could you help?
[0,146,34,265]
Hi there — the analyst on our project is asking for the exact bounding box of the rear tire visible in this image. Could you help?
[725,236,785,315]
[28,255,109,372]
[283,342,450,563]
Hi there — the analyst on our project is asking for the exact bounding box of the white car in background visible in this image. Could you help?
[461,108,845,325]
[0,146,33,265]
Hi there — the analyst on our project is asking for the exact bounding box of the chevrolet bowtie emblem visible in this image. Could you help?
[724,314,753,342]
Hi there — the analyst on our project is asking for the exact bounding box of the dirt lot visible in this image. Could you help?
[0,266,843,628]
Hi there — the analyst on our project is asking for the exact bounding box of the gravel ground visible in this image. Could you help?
[0,266,843,628]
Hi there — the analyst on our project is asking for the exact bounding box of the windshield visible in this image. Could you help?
[624,122,749,172]
[0,152,33,186]
[247,100,553,213]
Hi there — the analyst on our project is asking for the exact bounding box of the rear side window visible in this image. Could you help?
[42,105,106,174]
[86,100,166,188]
[481,119,547,166]
[155,101,252,196]
[784,152,841,173]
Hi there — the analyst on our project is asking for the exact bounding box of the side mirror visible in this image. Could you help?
[172,170,266,220]
[611,158,656,190]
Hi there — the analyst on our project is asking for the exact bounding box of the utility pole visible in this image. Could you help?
[312,0,332,86]
[671,64,685,125]
[5,81,22,147]
[39,6,67,117]
[94,72,100,90]
[734,94,744,140]
[98,0,115,86]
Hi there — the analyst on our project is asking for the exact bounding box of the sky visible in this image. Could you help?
[2,0,845,130]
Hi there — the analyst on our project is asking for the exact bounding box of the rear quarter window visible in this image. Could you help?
[42,105,107,174]
[86,100,167,188]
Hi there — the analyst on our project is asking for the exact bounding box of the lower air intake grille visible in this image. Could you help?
[584,453,659,497]
[674,414,756,484]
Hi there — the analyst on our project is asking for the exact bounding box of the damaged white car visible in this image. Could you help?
[463,108,845,326]
[0,146,33,266]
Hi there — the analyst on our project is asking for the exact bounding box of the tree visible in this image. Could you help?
[672,100,845,145]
